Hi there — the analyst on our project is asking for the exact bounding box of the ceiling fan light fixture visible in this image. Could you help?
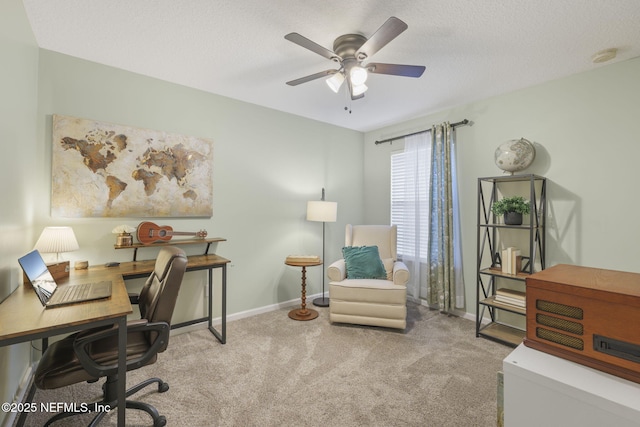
[351,83,368,97]
[349,66,368,85]
[285,17,423,102]
[326,72,345,93]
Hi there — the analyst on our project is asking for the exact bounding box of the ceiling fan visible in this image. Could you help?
[285,17,426,100]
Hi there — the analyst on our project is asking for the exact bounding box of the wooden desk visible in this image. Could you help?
[0,271,132,426]
[87,253,231,344]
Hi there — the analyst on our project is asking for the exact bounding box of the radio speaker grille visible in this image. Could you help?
[536,328,584,350]
[536,299,583,319]
[536,314,583,335]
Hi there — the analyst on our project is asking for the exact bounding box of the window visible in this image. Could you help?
[390,150,430,259]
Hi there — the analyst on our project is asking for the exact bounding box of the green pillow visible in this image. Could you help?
[342,246,387,279]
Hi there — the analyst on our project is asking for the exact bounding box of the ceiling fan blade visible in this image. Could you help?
[367,63,426,78]
[286,69,337,86]
[356,17,408,60]
[285,33,340,61]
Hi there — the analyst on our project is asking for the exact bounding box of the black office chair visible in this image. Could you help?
[34,246,188,427]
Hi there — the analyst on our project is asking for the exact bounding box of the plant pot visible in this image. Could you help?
[504,212,523,225]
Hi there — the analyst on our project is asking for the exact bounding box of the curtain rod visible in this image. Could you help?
[374,119,469,145]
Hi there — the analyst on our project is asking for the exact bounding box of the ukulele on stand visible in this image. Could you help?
[136,221,208,245]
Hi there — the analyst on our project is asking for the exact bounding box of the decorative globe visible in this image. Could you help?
[494,138,536,174]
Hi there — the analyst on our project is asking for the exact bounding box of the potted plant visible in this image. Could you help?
[491,196,530,225]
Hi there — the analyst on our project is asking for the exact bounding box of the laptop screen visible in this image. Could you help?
[18,250,57,294]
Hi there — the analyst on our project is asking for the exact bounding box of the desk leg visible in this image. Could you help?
[116,316,127,426]
[207,266,213,333]
[207,265,227,344]
[222,265,226,342]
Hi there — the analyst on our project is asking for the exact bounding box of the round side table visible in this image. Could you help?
[285,258,323,321]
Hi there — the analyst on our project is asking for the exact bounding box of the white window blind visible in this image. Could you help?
[390,150,430,259]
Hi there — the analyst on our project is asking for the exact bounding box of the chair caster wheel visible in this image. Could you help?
[158,382,169,393]
[154,415,167,427]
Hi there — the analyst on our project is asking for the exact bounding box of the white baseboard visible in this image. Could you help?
[1,363,36,427]
[227,292,323,322]
[172,295,480,339]
[416,299,481,324]
[169,293,323,336]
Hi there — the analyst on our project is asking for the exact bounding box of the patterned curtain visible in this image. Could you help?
[427,123,465,312]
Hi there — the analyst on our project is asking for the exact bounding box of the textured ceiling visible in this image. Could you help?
[22,0,640,132]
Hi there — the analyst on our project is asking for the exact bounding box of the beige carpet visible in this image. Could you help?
[20,303,512,426]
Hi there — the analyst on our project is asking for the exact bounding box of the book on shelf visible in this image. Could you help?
[500,247,522,275]
[495,296,526,308]
[511,249,522,274]
[495,288,526,307]
[496,288,525,298]
[501,247,511,274]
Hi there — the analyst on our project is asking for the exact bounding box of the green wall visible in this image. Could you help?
[1,1,364,421]
[364,56,640,317]
[34,49,365,321]
[0,1,40,424]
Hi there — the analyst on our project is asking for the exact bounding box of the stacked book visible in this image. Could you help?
[501,247,522,275]
[285,255,321,263]
[495,288,526,308]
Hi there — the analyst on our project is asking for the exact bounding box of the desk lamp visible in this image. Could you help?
[34,226,79,280]
[307,188,337,307]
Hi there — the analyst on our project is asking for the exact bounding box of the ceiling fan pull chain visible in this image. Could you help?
[343,87,352,114]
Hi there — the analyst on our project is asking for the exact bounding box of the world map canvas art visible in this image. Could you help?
[51,115,213,217]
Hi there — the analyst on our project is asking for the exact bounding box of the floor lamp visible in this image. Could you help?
[307,188,337,307]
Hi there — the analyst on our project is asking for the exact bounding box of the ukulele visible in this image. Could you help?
[136,221,208,245]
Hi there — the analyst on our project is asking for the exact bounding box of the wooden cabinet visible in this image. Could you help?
[525,264,640,383]
[476,174,546,346]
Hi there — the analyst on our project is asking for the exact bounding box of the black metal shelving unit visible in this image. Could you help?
[476,174,547,346]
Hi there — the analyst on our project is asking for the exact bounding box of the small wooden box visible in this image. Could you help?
[23,260,70,288]
[47,260,70,281]
[524,264,640,383]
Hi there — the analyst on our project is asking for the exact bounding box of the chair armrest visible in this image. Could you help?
[393,261,410,286]
[128,293,140,304]
[327,259,346,282]
[72,319,170,378]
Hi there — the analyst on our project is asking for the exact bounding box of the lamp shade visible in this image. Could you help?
[34,226,79,254]
[306,201,337,223]
[349,66,368,85]
[326,72,345,93]
[351,83,368,97]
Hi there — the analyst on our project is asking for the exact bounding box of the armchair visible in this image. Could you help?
[328,224,409,329]
[34,246,188,427]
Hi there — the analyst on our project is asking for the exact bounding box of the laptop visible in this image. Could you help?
[18,250,112,308]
